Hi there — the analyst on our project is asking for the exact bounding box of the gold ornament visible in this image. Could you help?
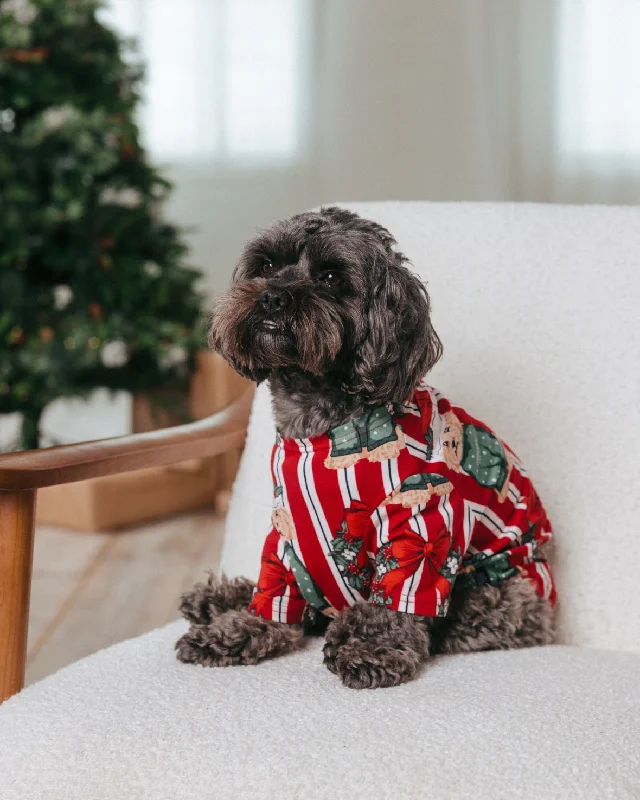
[8,326,24,344]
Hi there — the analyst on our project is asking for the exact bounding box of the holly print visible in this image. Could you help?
[370,544,398,607]
[435,592,451,618]
[370,580,394,607]
[439,548,462,583]
[375,543,400,578]
[370,545,400,605]
[331,527,373,591]
[330,502,375,592]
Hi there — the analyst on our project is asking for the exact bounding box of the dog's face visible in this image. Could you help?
[210,207,442,405]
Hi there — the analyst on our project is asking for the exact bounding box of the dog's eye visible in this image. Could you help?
[319,270,343,287]
[260,258,274,275]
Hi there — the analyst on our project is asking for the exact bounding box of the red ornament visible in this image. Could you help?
[120,140,135,160]
[89,302,103,319]
[2,47,48,63]
[8,326,24,345]
[39,327,55,342]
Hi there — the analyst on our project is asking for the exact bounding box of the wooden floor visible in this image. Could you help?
[26,509,225,686]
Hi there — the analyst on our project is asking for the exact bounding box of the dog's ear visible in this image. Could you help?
[351,257,442,404]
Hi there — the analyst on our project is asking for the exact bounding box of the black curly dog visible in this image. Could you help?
[176,207,554,689]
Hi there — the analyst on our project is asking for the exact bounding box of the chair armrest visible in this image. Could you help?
[0,386,255,492]
[0,386,255,702]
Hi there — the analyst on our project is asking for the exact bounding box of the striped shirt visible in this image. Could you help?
[248,380,555,623]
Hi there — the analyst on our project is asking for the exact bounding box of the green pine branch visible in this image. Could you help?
[0,0,206,450]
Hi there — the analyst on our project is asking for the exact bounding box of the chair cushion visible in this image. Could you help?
[1,622,639,799]
[222,201,640,654]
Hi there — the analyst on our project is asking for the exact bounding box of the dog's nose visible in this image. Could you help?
[260,289,290,314]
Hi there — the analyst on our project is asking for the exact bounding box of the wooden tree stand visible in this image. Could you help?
[34,352,250,531]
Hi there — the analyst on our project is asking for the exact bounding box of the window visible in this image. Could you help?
[557,0,640,158]
[101,0,307,164]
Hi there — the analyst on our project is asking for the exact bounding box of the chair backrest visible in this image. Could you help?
[223,201,640,653]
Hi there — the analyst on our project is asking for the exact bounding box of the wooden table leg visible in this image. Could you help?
[0,490,36,703]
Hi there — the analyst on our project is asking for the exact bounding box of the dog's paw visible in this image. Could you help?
[323,603,431,688]
[175,610,303,667]
[333,639,424,689]
[322,608,357,674]
[178,575,256,624]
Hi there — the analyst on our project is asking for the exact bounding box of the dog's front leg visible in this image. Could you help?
[176,610,303,667]
[323,603,431,689]
[178,574,256,625]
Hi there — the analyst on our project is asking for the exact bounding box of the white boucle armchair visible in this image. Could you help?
[1,202,639,799]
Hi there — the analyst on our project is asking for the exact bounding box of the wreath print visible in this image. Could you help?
[330,500,375,593]
[370,526,453,608]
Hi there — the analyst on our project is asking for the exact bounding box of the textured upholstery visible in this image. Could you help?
[1,203,639,800]
[1,621,639,800]
[223,201,640,653]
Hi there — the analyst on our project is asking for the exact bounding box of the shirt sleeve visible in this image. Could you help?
[370,492,463,618]
[247,529,307,624]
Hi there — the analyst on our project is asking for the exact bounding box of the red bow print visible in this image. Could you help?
[379,526,451,597]
[250,553,298,616]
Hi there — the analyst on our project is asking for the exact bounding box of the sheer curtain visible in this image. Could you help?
[553,0,640,202]
[101,0,310,165]
[99,0,640,295]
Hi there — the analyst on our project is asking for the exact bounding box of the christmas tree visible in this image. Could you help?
[0,0,205,451]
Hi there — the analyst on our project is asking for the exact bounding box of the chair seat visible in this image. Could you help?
[1,621,639,799]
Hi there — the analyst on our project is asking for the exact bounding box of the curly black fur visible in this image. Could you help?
[175,610,303,667]
[323,603,431,689]
[210,206,442,437]
[177,207,555,689]
[431,576,555,655]
[179,574,256,625]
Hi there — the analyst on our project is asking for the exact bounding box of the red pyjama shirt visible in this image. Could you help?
[248,381,556,623]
